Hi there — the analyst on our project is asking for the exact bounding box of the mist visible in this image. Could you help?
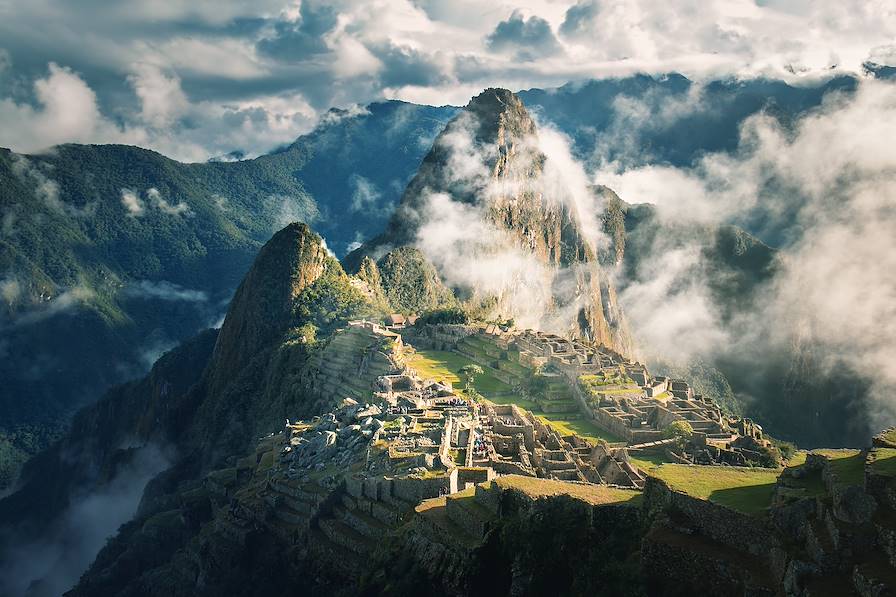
[0,443,170,597]
[595,78,896,437]
[409,103,619,339]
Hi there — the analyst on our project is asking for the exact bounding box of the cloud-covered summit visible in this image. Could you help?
[0,0,894,160]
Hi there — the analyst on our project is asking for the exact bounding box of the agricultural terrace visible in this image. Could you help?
[646,464,781,516]
[868,448,896,477]
[406,348,624,444]
[492,475,643,506]
[812,449,864,487]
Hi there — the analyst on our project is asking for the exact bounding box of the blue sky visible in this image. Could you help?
[0,0,893,160]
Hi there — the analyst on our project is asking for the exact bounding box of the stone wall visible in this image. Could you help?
[643,476,786,579]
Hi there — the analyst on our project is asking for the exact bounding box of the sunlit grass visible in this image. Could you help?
[405,349,511,395]
[648,464,780,516]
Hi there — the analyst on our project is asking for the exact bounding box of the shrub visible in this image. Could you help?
[663,420,694,449]
[418,306,469,325]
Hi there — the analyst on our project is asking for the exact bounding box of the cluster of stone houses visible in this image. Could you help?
[371,368,644,488]
[451,327,777,466]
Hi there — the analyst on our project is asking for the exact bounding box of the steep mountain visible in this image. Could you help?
[372,247,458,314]
[0,101,455,489]
[0,223,389,595]
[0,73,871,491]
[4,218,888,596]
[347,88,631,353]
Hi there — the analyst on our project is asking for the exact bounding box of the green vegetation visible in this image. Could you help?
[376,247,457,313]
[404,350,511,396]
[406,349,622,443]
[417,306,470,325]
[534,415,624,444]
[814,449,864,487]
[293,258,379,339]
[494,475,642,507]
[579,369,634,391]
[663,420,694,450]
[648,464,780,515]
[459,364,484,396]
[627,450,670,472]
[868,448,896,477]
[771,438,797,462]
[0,422,66,489]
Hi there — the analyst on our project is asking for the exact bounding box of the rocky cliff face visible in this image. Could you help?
[347,89,631,354]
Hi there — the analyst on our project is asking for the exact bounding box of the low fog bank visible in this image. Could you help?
[0,443,170,597]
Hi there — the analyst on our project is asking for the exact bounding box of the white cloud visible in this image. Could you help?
[602,78,896,433]
[0,276,21,305]
[349,175,383,212]
[2,1,893,159]
[146,187,190,216]
[128,63,189,128]
[120,189,144,217]
[125,280,208,302]
[0,63,119,154]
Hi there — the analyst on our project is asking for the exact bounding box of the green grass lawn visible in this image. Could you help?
[813,449,864,487]
[628,450,672,472]
[534,415,624,444]
[407,349,624,444]
[648,464,781,516]
[493,475,642,506]
[405,349,512,396]
[868,448,896,477]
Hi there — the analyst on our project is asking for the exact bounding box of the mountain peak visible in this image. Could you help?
[462,87,537,146]
[208,222,330,392]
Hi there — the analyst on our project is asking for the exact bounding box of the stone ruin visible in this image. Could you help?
[442,326,779,467]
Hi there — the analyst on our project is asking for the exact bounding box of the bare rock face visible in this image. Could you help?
[348,88,632,354]
[208,222,330,395]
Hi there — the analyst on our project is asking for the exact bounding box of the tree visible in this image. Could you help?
[527,365,549,397]
[459,364,484,397]
[663,420,694,451]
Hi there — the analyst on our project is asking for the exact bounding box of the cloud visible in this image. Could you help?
[9,154,64,213]
[120,187,191,217]
[0,63,122,154]
[0,284,95,331]
[486,10,563,61]
[408,103,617,336]
[602,78,896,433]
[120,189,144,217]
[0,443,171,597]
[2,1,893,160]
[349,174,384,212]
[0,277,21,306]
[124,280,209,302]
[265,192,319,233]
[146,187,190,216]
[128,63,190,128]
